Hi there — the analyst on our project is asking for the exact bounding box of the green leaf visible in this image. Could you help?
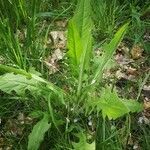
[67,0,93,70]
[72,0,92,38]
[29,110,44,119]
[0,64,31,78]
[67,20,82,66]
[87,87,143,120]
[0,64,65,105]
[122,99,143,113]
[0,73,42,95]
[73,0,93,70]
[72,133,95,150]
[92,23,129,84]
[0,64,64,92]
[67,0,93,96]
[28,113,51,150]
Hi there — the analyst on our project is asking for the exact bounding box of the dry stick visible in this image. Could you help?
[136,70,150,101]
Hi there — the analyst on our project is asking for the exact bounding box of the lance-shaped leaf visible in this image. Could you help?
[0,70,65,104]
[67,20,82,66]
[67,0,93,70]
[67,0,93,96]
[91,23,129,85]
[28,113,51,150]
[72,0,92,38]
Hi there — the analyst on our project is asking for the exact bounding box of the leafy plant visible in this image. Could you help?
[0,0,144,149]
[86,87,142,120]
[0,65,64,150]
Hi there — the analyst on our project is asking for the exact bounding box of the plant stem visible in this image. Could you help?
[77,65,83,98]
[47,94,61,133]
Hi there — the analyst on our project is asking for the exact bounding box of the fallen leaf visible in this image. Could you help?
[5,146,13,150]
[0,56,5,64]
[115,53,134,65]
[126,67,137,75]
[4,119,24,136]
[55,19,67,28]
[25,117,33,125]
[144,100,150,110]
[45,48,64,74]
[143,85,150,91]
[17,113,25,125]
[130,44,143,59]
[115,70,128,79]
[117,42,130,54]
[143,32,150,42]
[50,31,66,49]
[133,143,140,150]
[51,48,64,61]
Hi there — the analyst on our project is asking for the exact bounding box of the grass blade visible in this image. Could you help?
[91,23,129,85]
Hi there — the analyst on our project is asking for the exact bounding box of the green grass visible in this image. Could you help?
[0,0,149,149]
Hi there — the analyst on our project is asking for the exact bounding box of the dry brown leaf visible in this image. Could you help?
[55,20,67,28]
[17,113,25,125]
[45,48,64,74]
[117,42,130,54]
[130,44,143,59]
[128,135,134,145]
[17,113,33,125]
[126,67,137,76]
[133,143,140,150]
[24,117,33,125]
[143,98,150,120]
[143,85,150,91]
[50,31,66,49]
[5,146,13,150]
[144,32,150,42]
[144,100,150,110]
[138,116,149,124]
[53,48,64,60]
[115,54,134,65]
[115,70,128,79]
[4,119,24,136]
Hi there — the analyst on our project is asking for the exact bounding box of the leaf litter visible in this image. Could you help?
[44,30,66,74]
[0,113,33,150]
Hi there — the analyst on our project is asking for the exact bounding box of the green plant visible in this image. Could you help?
[0,19,26,69]
[0,64,65,149]
[91,0,128,39]
[0,0,143,149]
[140,124,150,150]
[0,0,27,29]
